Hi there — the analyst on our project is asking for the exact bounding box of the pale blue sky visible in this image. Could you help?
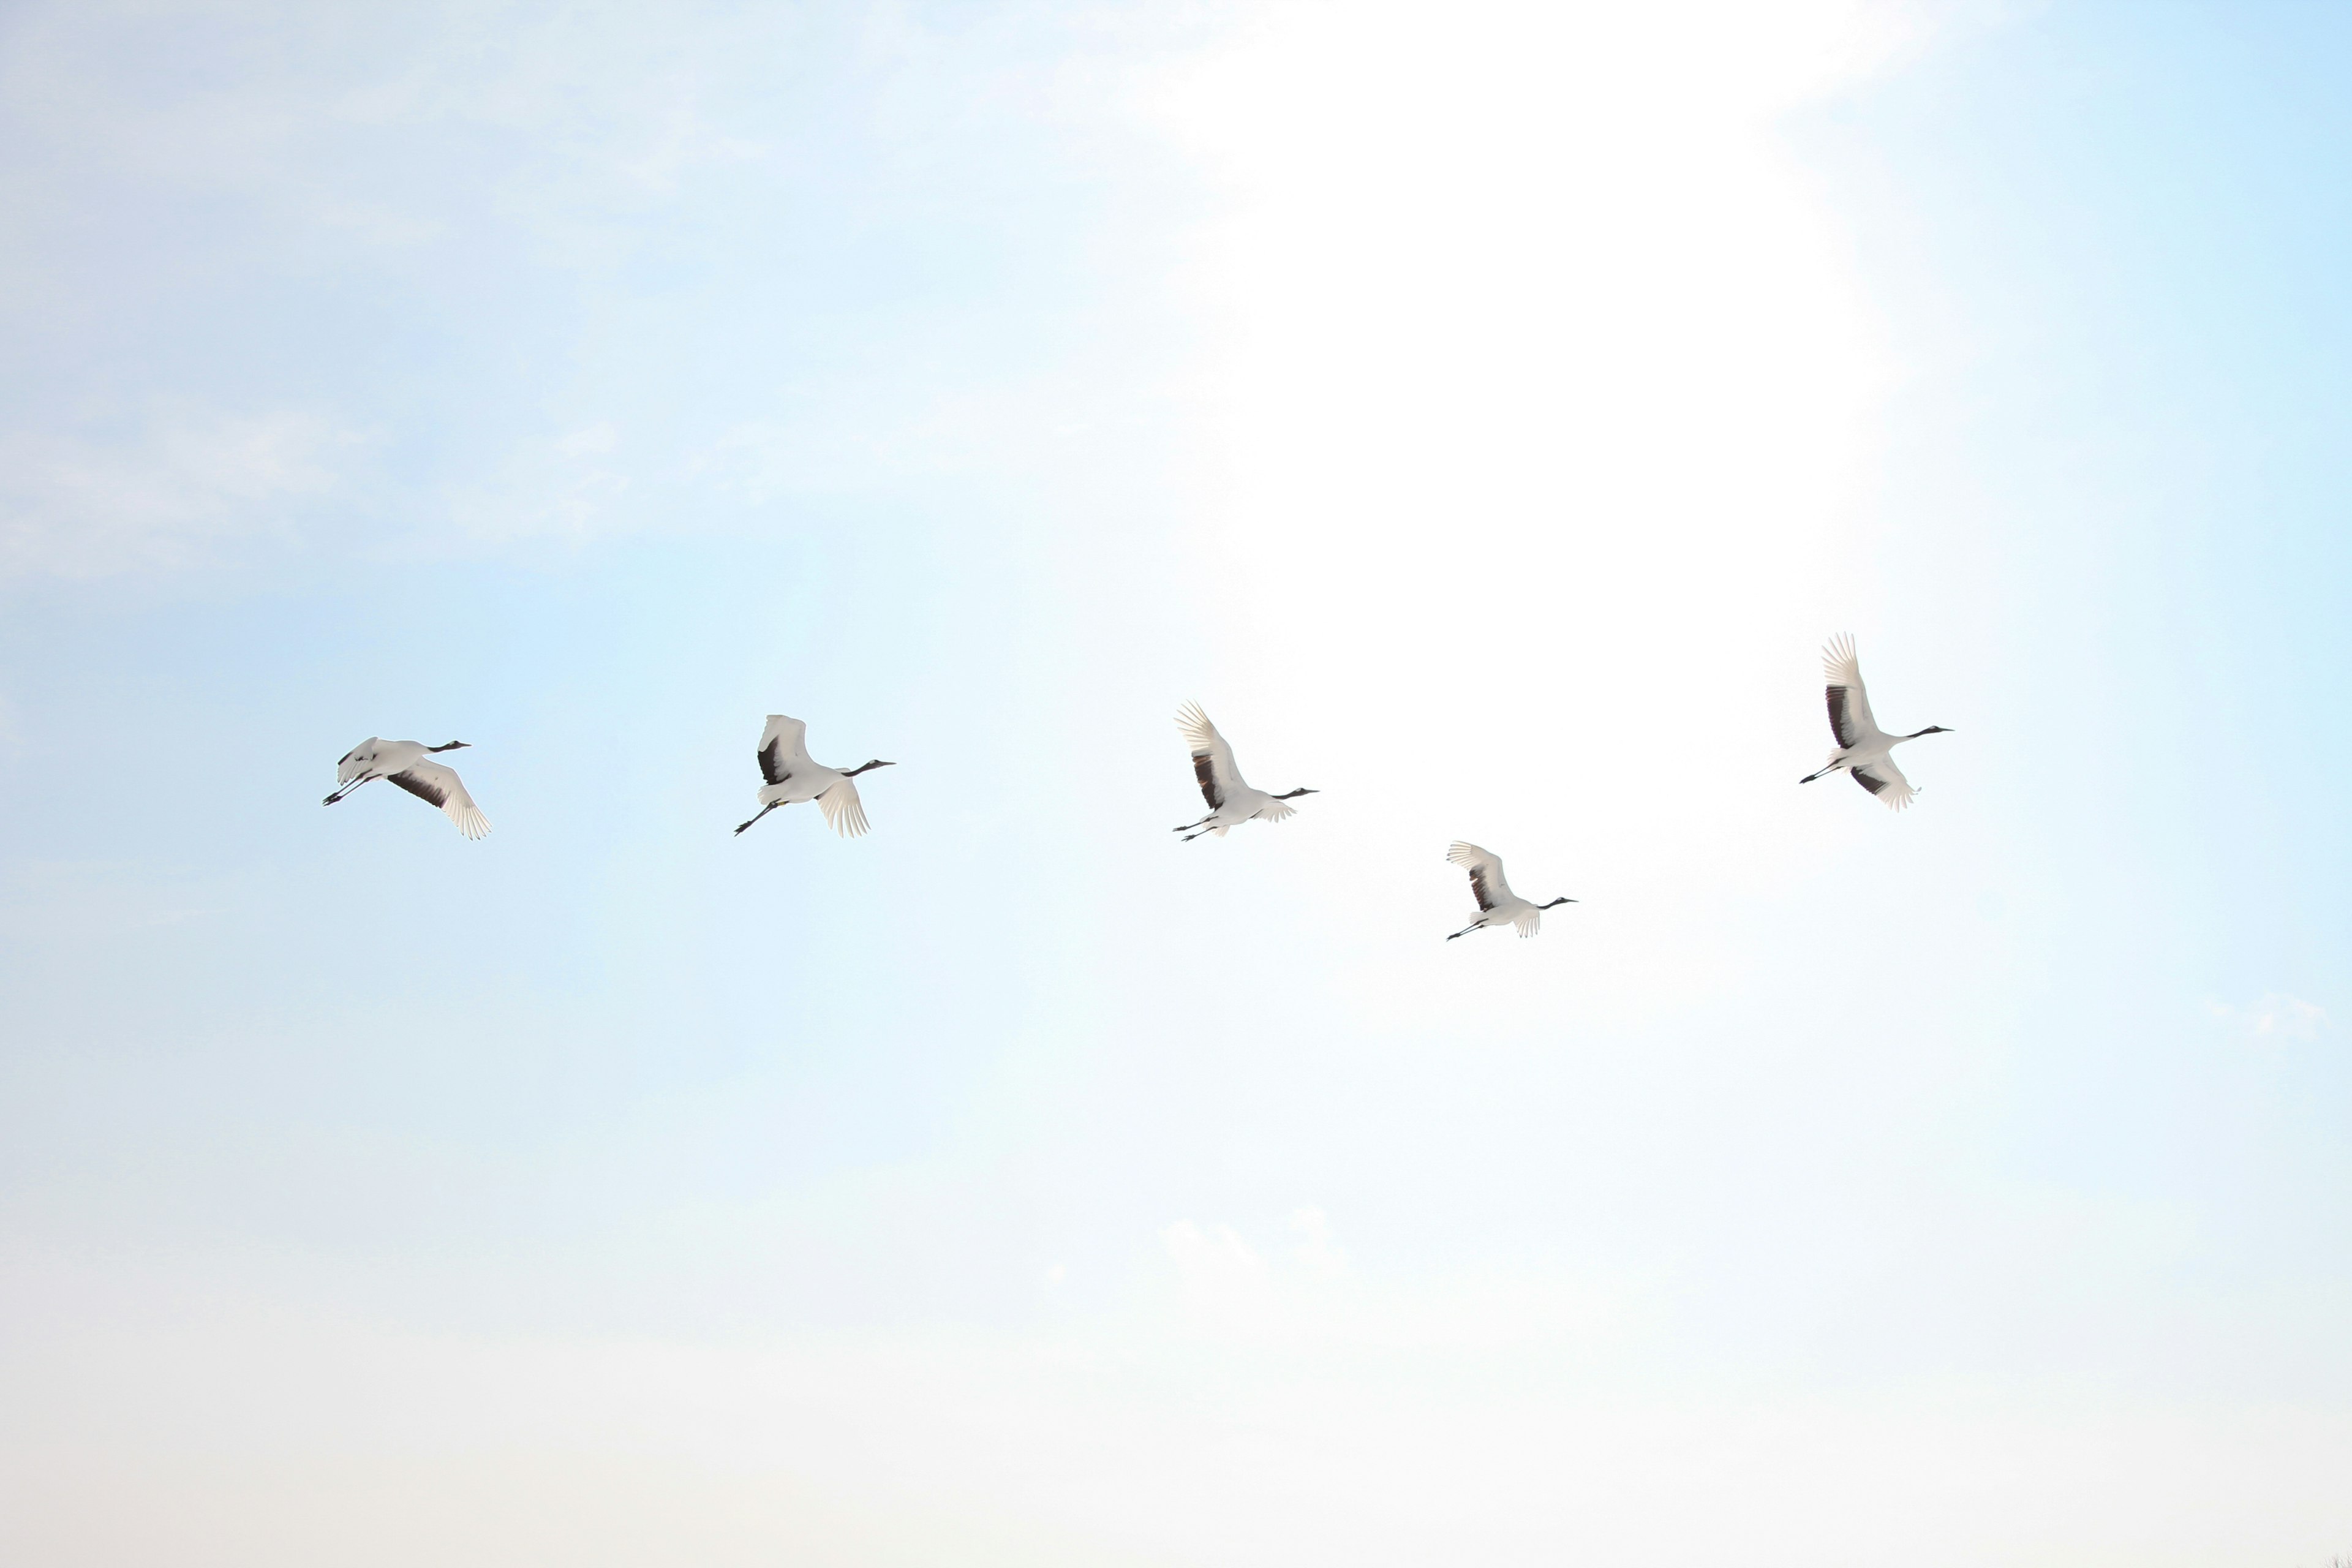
[1,3,2348,1564]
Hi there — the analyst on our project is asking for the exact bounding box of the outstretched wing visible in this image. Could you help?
[1822,635,1882,748]
[336,738,382,785]
[1850,755,1915,812]
[1177,702,1243,808]
[1447,841,1509,911]
[388,760,491,839]
[1255,797,1297,825]
[816,777,871,839]
[1512,908,1542,938]
[758,714,811,785]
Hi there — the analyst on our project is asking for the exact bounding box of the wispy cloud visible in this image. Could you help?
[1290,1205,1346,1280]
[0,409,361,581]
[439,421,635,547]
[2207,993,2328,1044]
[1158,1208,1379,1339]
[0,2,1174,579]
[1161,1218,1275,1330]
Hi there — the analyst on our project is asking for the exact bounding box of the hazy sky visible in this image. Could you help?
[2,2,2348,1564]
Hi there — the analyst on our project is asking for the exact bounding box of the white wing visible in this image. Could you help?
[1447,842,1511,911]
[816,777,871,838]
[336,738,382,785]
[758,714,812,785]
[1256,796,1296,824]
[1177,701,1245,804]
[388,760,491,839]
[1822,635,1884,748]
[1850,755,1915,811]
[1512,908,1542,938]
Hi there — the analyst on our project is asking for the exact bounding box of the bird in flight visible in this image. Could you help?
[1444,842,1574,940]
[324,738,490,839]
[1172,702,1316,842]
[1800,634,1952,810]
[734,714,894,838]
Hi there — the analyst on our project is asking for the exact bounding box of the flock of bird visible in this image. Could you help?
[326,635,1953,940]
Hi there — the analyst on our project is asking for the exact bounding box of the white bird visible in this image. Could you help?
[1171,702,1317,841]
[734,714,894,838]
[1444,842,1574,940]
[1800,635,1953,810]
[323,738,490,839]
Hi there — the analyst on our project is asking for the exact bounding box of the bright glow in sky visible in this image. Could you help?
[3,3,2350,1565]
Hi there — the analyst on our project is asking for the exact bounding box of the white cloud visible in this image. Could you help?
[2207,993,2328,1044]
[1289,1205,1346,1279]
[0,409,361,581]
[1161,1218,1274,1329]
[442,422,636,546]
[6,1279,2350,1568]
[0,1,1183,576]
[1158,1210,1385,1341]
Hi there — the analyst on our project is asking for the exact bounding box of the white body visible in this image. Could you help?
[327,738,489,839]
[1174,703,1310,839]
[1809,635,1933,810]
[744,714,877,837]
[1445,842,1569,939]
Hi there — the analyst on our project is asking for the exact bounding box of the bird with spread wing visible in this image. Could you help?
[1171,702,1317,842]
[324,737,490,840]
[1444,842,1574,940]
[734,714,894,839]
[1800,635,1953,810]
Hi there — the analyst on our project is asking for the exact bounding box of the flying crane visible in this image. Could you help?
[734,714,894,838]
[1171,702,1316,841]
[323,738,490,839]
[1444,842,1573,940]
[1800,635,1953,810]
